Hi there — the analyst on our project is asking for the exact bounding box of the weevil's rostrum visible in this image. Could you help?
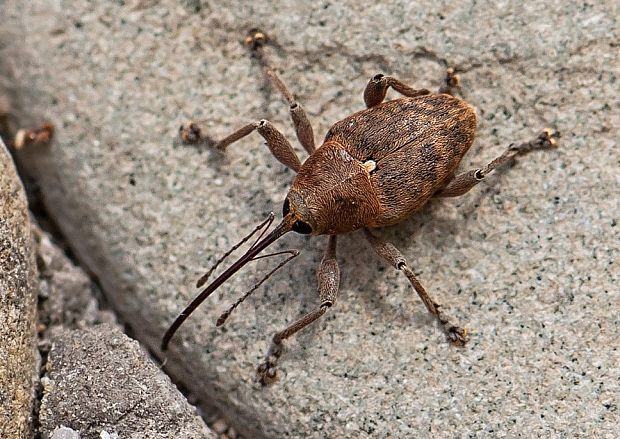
[164,29,559,385]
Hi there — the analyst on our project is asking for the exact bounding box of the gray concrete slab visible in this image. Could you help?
[2,1,618,437]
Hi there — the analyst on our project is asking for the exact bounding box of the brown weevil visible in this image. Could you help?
[162,30,559,384]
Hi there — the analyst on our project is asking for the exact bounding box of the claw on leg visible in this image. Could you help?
[439,67,461,95]
[179,121,202,144]
[244,28,269,49]
[436,307,469,346]
[256,340,283,385]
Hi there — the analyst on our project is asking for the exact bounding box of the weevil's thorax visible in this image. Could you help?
[286,141,381,235]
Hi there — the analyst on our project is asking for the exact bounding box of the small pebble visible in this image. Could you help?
[50,426,80,439]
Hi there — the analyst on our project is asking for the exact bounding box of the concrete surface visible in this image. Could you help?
[0,137,38,438]
[40,324,214,439]
[1,0,618,437]
[33,226,214,438]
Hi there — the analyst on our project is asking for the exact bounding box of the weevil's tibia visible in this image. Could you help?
[435,128,560,198]
[363,74,431,108]
[257,235,340,385]
[245,28,316,155]
[363,229,468,346]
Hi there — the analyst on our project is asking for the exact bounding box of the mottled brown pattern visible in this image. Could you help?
[289,94,476,233]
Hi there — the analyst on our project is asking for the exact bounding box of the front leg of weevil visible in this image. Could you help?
[244,29,316,155]
[434,128,560,198]
[363,229,468,346]
[257,235,340,385]
[363,73,431,108]
[180,119,302,173]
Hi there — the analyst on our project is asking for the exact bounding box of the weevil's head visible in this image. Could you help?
[281,192,316,235]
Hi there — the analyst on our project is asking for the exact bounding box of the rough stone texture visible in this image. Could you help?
[32,229,213,438]
[2,1,619,437]
[50,426,80,439]
[40,324,214,439]
[34,226,117,330]
[0,137,38,438]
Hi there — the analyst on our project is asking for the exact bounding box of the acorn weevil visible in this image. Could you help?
[162,30,559,384]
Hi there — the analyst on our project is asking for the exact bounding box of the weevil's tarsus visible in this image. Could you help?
[196,213,276,289]
[244,28,268,49]
[13,122,54,149]
[257,235,339,385]
[216,249,299,327]
[363,229,469,346]
[179,121,202,144]
[161,213,297,351]
[257,305,328,385]
[435,128,560,198]
[179,116,307,173]
[438,67,461,96]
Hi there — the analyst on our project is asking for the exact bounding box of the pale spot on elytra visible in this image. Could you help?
[363,160,377,173]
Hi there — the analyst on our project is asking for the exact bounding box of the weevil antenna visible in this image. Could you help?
[161,213,296,351]
[216,249,300,326]
[195,213,276,288]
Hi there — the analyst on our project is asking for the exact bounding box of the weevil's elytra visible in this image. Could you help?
[165,29,559,385]
[290,94,477,235]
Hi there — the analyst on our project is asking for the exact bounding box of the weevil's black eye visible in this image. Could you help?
[292,220,312,234]
[282,198,290,216]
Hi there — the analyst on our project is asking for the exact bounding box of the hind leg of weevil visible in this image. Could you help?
[434,129,560,198]
[363,229,468,345]
[257,235,340,385]
[363,74,432,108]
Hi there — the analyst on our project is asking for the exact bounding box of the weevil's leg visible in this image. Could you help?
[363,74,431,108]
[181,119,302,173]
[363,229,468,346]
[245,29,316,155]
[257,235,340,385]
[262,68,316,155]
[438,67,461,96]
[435,128,560,198]
[13,122,55,150]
